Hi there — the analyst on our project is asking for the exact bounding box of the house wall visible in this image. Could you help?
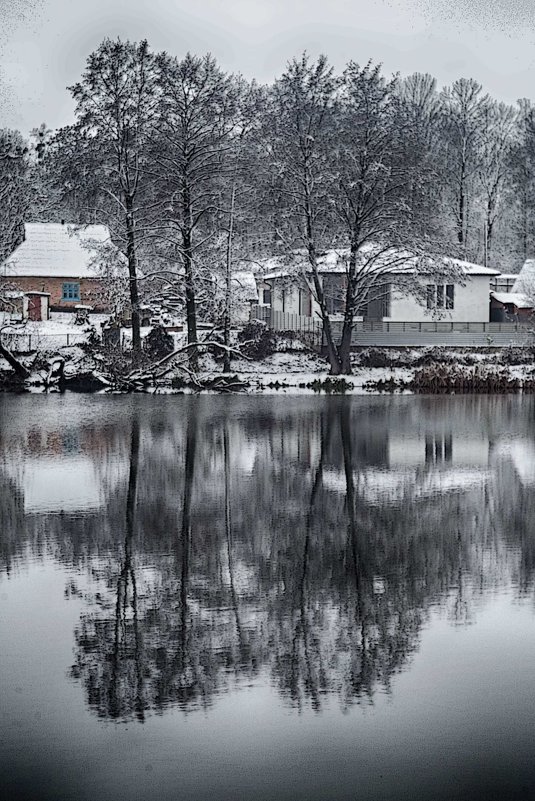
[388,275,492,323]
[269,274,493,323]
[5,277,108,311]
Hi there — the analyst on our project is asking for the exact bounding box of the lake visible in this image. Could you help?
[1,393,535,801]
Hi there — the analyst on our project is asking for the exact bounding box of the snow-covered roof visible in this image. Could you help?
[491,291,533,309]
[512,259,535,295]
[262,247,499,281]
[1,223,114,279]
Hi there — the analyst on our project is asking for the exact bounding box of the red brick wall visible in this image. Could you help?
[5,277,109,311]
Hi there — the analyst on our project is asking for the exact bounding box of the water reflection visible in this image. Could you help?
[1,395,535,722]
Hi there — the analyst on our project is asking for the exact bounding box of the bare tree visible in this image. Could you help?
[69,38,159,355]
[153,53,241,369]
[440,78,489,254]
[477,101,516,263]
[266,54,342,372]
[0,129,30,262]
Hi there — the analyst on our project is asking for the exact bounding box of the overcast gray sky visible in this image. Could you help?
[1,0,534,134]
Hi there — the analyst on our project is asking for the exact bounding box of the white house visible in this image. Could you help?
[262,248,499,324]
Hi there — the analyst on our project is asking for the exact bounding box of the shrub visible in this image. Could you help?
[355,348,393,368]
[237,320,278,359]
[144,325,174,360]
[499,346,535,366]
[413,347,456,367]
[354,348,413,368]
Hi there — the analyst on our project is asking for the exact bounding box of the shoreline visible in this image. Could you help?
[2,347,535,395]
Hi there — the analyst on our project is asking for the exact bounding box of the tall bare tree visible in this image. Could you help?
[440,78,489,255]
[266,54,342,372]
[153,53,241,368]
[69,38,159,355]
[477,100,516,263]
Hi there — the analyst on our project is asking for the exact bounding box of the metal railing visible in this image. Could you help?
[251,306,535,349]
[2,332,88,352]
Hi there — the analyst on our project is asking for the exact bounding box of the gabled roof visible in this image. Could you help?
[262,247,499,281]
[1,223,114,278]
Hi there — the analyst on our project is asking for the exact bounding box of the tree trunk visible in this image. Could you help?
[338,241,360,375]
[223,182,237,374]
[457,155,467,247]
[125,195,141,356]
[182,185,198,371]
[457,183,465,245]
[303,183,342,375]
[0,338,30,379]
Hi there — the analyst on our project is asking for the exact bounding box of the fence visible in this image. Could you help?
[251,306,535,349]
[337,321,533,348]
[349,321,533,334]
[2,332,88,352]
[251,306,323,349]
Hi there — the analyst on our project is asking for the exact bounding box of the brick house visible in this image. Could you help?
[0,222,120,312]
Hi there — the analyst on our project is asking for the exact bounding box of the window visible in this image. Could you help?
[364,283,391,319]
[262,287,272,306]
[426,284,455,311]
[299,289,312,316]
[62,282,80,301]
[323,275,346,315]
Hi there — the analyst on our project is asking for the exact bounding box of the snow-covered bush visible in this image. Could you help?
[144,325,174,360]
[238,321,278,359]
[499,346,535,365]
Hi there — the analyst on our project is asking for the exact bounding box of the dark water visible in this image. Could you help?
[2,394,535,801]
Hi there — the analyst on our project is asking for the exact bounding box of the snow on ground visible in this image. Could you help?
[226,351,415,393]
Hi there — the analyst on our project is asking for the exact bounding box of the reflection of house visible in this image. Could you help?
[1,222,118,312]
[492,439,535,487]
[322,465,490,505]
[262,248,499,323]
[388,432,489,467]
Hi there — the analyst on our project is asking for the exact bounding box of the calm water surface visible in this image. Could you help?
[2,394,535,801]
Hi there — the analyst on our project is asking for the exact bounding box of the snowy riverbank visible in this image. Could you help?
[1,326,535,393]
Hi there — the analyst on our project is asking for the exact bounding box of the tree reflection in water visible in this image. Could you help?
[2,395,535,721]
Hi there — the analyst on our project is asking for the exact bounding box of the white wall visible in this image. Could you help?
[389,275,492,323]
[271,283,303,315]
[270,274,492,323]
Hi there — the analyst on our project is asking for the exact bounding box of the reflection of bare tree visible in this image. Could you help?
[0,471,24,573]
[3,395,535,719]
[274,411,333,711]
[71,415,144,721]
